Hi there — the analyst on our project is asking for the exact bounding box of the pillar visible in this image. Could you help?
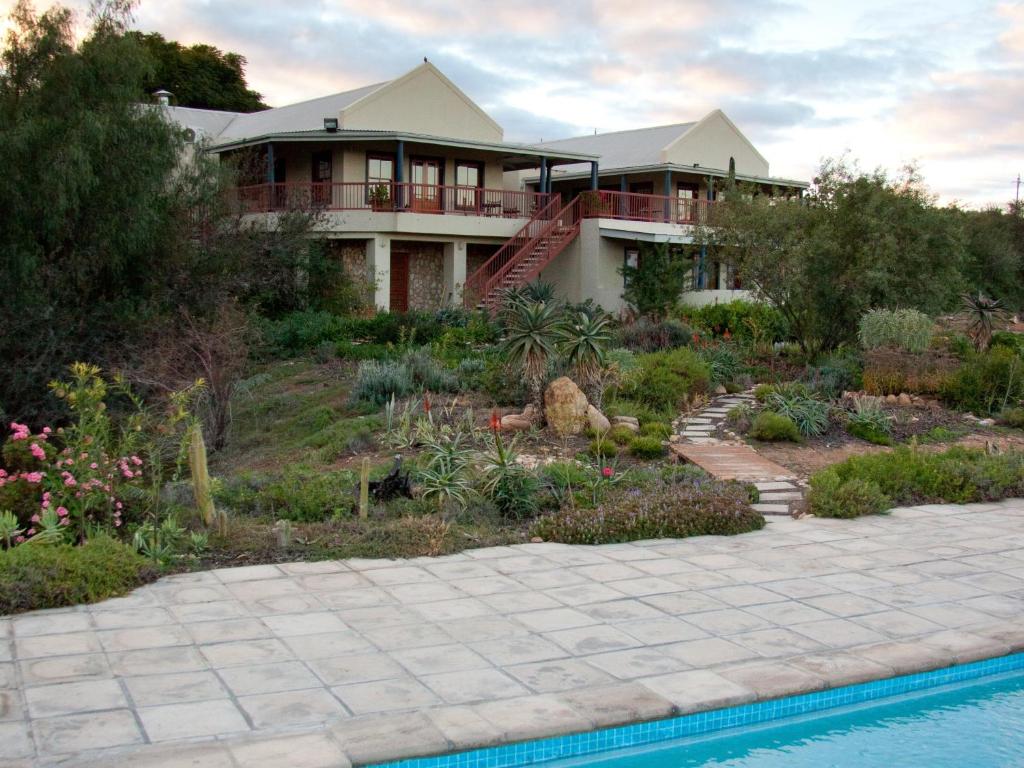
[395,139,405,209]
[266,143,275,212]
[663,168,672,221]
[590,162,599,190]
[619,174,627,217]
[367,236,391,311]
[443,240,467,306]
[538,158,547,197]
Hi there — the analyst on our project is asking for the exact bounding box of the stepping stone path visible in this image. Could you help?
[670,391,806,517]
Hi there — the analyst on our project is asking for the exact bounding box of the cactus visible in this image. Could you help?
[359,458,370,519]
[188,425,215,526]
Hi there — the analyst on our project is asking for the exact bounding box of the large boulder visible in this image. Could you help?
[544,377,590,436]
[611,416,640,433]
[587,404,611,433]
[501,414,532,432]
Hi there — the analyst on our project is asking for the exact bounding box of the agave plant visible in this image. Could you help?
[961,292,1007,352]
[560,309,612,403]
[500,300,564,418]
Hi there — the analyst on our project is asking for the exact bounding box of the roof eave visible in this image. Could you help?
[526,162,809,188]
[207,130,598,164]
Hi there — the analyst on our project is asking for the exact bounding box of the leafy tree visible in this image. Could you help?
[959,205,1024,311]
[698,158,968,351]
[620,242,694,319]
[130,32,267,112]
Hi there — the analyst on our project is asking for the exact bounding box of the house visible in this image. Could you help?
[161,62,806,313]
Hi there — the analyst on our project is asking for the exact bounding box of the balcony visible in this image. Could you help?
[579,190,717,225]
[234,182,551,220]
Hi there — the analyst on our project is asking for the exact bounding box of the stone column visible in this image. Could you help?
[367,235,391,311]
[443,240,467,307]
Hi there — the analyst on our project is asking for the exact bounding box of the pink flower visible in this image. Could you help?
[60,517,70,526]
[90,462,98,470]
[113,519,121,527]
[22,472,43,484]
[602,467,614,478]
[26,528,35,536]
[30,514,40,523]
[14,536,24,543]
[42,426,52,434]
[0,469,6,479]
[56,507,69,517]
[131,456,142,466]
[115,502,123,510]
[29,443,46,461]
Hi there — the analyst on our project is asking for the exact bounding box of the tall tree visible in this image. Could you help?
[131,32,267,112]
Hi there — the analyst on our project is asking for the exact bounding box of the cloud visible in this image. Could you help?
[1,0,1020,206]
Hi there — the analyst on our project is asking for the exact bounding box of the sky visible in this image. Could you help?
[3,0,1022,208]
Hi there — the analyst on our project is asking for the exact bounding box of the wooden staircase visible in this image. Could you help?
[464,195,583,312]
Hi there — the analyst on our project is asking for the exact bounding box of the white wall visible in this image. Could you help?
[663,111,769,177]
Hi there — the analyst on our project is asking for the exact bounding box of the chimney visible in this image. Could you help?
[154,89,172,107]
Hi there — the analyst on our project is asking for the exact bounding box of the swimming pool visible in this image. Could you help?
[374,653,1024,768]
[551,669,1024,768]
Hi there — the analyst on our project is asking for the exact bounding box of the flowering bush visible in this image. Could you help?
[531,476,764,544]
[0,364,149,546]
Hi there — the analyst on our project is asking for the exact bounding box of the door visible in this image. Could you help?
[311,151,332,207]
[677,182,699,223]
[628,181,659,221]
[411,159,442,212]
[389,251,410,312]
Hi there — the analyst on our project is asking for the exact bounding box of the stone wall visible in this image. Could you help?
[324,240,375,311]
[394,240,445,311]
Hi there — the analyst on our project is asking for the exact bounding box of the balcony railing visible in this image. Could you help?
[579,190,716,225]
[233,182,550,219]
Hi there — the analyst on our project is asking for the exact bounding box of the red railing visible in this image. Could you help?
[466,194,584,311]
[579,190,716,225]
[233,182,549,219]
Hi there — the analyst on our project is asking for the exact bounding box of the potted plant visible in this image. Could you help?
[369,184,392,211]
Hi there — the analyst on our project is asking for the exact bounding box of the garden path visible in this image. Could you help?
[671,392,807,516]
[4,500,1024,767]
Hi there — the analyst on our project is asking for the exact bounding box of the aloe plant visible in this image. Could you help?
[961,292,1007,352]
[0,510,22,549]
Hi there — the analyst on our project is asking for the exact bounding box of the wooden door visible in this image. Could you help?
[411,159,442,211]
[390,252,410,312]
[311,151,332,207]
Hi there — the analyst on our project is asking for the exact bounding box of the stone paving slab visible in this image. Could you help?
[670,443,797,482]
[5,500,1024,766]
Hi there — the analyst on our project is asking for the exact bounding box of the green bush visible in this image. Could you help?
[608,425,637,445]
[808,445,1024,518]
[764,389,830,436]
[350,360,415,406]
[640,422,673,439]
[401,348,458,392]
[680,300,789,342]
[0,535,157,614]
[991,331,1024,357]
[696,343,741,386]
[857,308,934,353]
[622,348,711,412]
[603,399,671,426]
[807,473,891,518]
[846,396,892,445]
[749,411,801,442]
[615,318,694,352]
[335,341,396,361]
[531,478,764,544]
[847,421,893,446]
[629,436,666,459]
[587,438,618,458]
[941,346,1024,415]
[478,355,528,405]
[1000,407,1024,429]
[215,467,357,522]
[804,350,864,399]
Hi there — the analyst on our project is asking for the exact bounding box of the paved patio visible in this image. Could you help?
[4,500,1024,767]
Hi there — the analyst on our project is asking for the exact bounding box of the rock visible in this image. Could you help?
[522,404,538,421]
[669,434,680,443]
[544,377,590,437]
[885,394,898,404]
[897,393,912,406]
[530,536,543,543]
[500,414,532,431]
[611,416,640,433]
[586,404,611,433]
[713,384,728,396]
[979,418,996,427]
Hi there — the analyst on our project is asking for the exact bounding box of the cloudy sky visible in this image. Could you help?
[4,0,1022,207]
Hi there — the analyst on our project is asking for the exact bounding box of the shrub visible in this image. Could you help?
[401,348,458,392]
[603,399,672,426]
[857,308,934,353]
[764,390,830,436]
[622,348,711,412]
[696,343,741,386]
[941,346,1024,415]
[726,403,754,433]
[608,425,637,445]
[349,360,415,406]
[807,445,1024,517]
[478,355,528,406]
[531,478,764,544]
[587,438,618,458]
[680,300,789,343]
[215,466,357,521]
[804,350,863,399]
[846,396,892,445]
[615,317,693,352]
[991,332,1024,357]
[478,437,541,520]
[999,407,1024,429]
[749,412,801,442]
[334,341,396,361]
[0,535,157,614]
[639,422,673,439]
[629,436,666,459]
[862,349,958,396]
[807,473,891,518]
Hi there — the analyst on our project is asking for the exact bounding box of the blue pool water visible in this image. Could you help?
[551,672,1024,768]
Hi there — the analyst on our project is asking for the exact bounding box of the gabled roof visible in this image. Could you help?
[159,105,244,140]
[535,122,697,172]
[217,81,388,140]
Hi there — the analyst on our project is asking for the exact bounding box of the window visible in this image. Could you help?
[677,182,698,223]
[623,247,640,288]
[455,161,483,209]
[366,153,394,202]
